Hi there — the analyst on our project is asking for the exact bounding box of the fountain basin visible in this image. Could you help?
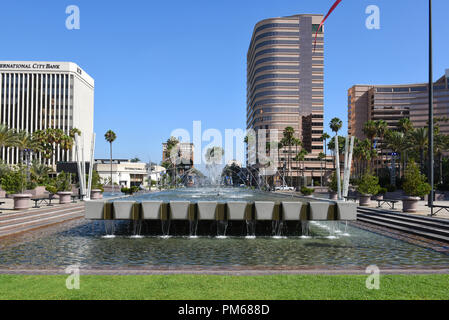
[85,199,356,222]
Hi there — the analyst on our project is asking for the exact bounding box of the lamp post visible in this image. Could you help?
[428,0,435,215]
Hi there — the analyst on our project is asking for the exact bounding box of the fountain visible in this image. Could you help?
[84,188,357,238]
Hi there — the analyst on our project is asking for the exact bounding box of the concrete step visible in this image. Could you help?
[358,207,449,226]
[0,210,84,238]
[0,203,84,221]
[357,214,449,243]
[357,208,449,231]
[0,206,84,227]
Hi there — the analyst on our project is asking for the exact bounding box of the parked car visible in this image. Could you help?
[275,186,294,191]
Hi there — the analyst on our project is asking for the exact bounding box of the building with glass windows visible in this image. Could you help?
[246,14,329,186]
[348,69,449,140]
[0,61,94,166]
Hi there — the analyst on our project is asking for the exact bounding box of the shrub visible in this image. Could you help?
[300,186,314,196]
[328,172,341,193]
[377,187,387,195]
[55,171,72,192]
[313,180,320,187]
[0,168,26,194]
[121,187,131,194]
[403,161,431,197]
[45,185,57,195]
[357,172,380,195]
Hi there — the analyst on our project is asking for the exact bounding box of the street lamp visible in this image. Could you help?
[428,0,435,215]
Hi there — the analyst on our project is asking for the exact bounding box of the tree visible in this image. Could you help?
[0,124,16,150]
[329,119,342,169]
[318,152,326,186]
[321,132,330,173]
[104,130,117,189]
[130,157,141,163]
[403,161,431,198]
[384,130,407,182]
[165,136,180,185]
[294,149,308,187]
[13,130,41,184]
[329,118,342,136]
[408,128,428,173]
[294,138,302,187]
[375,120,388,172]
[281,127,295,186]
[363,120,378,168]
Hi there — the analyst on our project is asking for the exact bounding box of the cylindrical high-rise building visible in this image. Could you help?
[247,14,325,186]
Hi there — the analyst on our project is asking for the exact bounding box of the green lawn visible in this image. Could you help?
[1,274,448,300]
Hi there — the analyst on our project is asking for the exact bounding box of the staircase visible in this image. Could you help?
[357,207,449,243]
[0,203,85,238]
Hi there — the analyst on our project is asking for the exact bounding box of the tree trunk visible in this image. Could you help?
[110,143,113,192]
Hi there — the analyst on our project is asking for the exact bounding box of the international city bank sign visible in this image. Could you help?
[0,63,62,70]
[0,62,83,75]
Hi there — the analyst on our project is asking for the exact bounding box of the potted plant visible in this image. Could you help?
[1,166,32,210]
[90,170,104,199]
[402,161,431,213]
[357,172,380,206]
[54,171,73,204]
[373,187,387,201]
[328,172,339,200]
[300,186,314,197]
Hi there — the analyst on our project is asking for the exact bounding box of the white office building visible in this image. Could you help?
[0,61,94,166]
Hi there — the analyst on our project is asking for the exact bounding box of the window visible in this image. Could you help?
[312,24,323,33]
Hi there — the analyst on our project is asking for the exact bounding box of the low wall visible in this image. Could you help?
[85,200,357,222]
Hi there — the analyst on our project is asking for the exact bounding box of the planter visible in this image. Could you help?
[13,194,32,210]
[57,191,73,204]
[91,189,103,200]
[359,194,372,207]
[24,186,47,197]
[402,196,420,213]
[309,202,331,220]
[282,202,304,221]
[226,201,249,220]
[372,195,384,201]
[254,201,275,220]
[329,192,338,200]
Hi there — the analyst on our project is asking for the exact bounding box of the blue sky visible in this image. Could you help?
[1,0,448,164]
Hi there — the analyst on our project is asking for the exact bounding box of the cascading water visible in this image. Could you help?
[103,220,115,238]
[189,220,198,238]
[245,220,256,238]
[217,220,228,238]
[161,220,171,238]
[130,220,143,238]
[272,220,284,238]
[301,221,310,238]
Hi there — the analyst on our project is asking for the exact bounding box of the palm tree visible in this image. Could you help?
[321,132,330,173]
[408,128,428,173]
[318,152,326,186]
[104,130,117,190]
[281,127,295,186]
[384,130,406,183]
[398,118,413,134]
[375,120,388,172]
[363,120,378,168]
[14,130,41,183]
[294,138,302,187]
[0,124,16,151]
[329,118,342,169]
[329,118,342,136]
[434,133,449,185]
[294,149,308,187]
